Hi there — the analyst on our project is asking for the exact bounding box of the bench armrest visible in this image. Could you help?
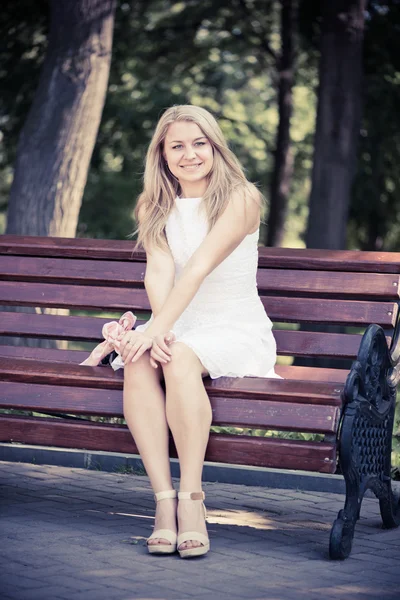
[343,323,395,411]
[389,308,400,386]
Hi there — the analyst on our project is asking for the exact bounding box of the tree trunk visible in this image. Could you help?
[6,0,116,237]
[2,0,116,350]
[296,1,366,371]
[266,0,297,247]
[305,0,366,250]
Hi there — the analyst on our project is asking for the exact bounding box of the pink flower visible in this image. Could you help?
[79,311,137,367]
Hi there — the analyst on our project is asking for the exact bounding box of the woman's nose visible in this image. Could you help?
[184,146,196,159]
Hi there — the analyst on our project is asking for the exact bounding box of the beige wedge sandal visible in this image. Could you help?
[146,489,177,555]
[177,491,210,558]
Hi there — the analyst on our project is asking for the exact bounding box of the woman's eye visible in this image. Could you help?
[172,145,182,150]
[195,142,205,146]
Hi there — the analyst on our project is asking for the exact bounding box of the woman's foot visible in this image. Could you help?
[177,491,209,555]
[147,491,178,552]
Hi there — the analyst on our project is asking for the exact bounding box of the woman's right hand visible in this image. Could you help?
[119,330,153,364]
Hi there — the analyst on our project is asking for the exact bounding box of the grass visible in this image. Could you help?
[113,463,147,476]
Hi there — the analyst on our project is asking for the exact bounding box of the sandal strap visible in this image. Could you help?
[147,529,177,545]
[177,531,209,547]
[178,491,207,519]
[178,491,205,501]
[154,489,177,502]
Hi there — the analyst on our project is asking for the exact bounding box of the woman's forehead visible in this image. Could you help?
[165,121,206,143]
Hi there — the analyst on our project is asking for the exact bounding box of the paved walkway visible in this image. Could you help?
[1,460,399,600]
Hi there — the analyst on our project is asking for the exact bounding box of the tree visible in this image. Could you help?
[305,0,366,250]
[6,0,117,237]
[266,0,298,246]
[1,0,117,351]
[349,0,400,251]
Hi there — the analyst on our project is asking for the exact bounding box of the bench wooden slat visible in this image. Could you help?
[0,382,339,433]
[257,269,400,299]
[0,364,343,405]
[0,346,349,382]
[258,247,400,273]
[0,312,370,359]
[0,282,151,311]
[0,415,337,473]
[0,255,145,287]
[0,312,145,341]
[1,235,400,275]
[212,397,340,433]
[0,235,144,263]
[208,433,337,473]
[2,255,399,298]
[263,297,398,327]
[274,329,365,358]
[1,285,397,327]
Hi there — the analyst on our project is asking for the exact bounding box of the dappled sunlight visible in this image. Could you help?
[207,508,278,530]
[205,508,330,533]
[107,510,154,520]
[87,506,332,534]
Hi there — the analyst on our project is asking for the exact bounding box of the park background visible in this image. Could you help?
[1,0,400,471]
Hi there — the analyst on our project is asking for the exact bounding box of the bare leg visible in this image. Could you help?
[162,342,212,551]
[123,353,177,547]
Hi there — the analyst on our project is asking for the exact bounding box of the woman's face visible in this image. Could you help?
[163,121,214,196]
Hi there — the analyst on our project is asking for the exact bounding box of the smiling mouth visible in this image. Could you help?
[180,163,203,170]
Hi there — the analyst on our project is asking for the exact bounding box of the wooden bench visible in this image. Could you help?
[0,234,399,559]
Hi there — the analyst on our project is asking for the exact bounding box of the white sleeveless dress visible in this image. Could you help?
[111,196,279,379]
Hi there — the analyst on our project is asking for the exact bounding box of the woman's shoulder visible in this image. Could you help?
[227,183,261,234]
[230,183,262,213]
[135,196,147,223]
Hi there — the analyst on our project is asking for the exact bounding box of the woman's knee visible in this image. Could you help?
[162,342,205,382]
[123,352,162,389]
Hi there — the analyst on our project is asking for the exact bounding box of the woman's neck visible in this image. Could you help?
[179,181,207,198]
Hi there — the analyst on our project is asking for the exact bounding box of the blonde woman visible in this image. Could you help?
[111,105,279,558]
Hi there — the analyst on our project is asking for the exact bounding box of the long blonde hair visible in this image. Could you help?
[131,105,262,251]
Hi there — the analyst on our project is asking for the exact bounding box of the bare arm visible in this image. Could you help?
[144,244,175,316]
[136,201,175,316]
[145,188,260,338]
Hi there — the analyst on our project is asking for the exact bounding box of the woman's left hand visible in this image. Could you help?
[149,331,176,368]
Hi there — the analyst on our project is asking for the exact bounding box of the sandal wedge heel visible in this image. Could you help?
[146,489,177,555]
[177,491,210,558]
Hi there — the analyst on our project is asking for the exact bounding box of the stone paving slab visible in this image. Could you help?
[0,461,399,600]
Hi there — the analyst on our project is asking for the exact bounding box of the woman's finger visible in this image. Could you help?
[150,348,163,365]
[124,340,142,363]
[152,343,171,363]
[150,357,158,369]
[158,336,172,356]
[131,340,152,363]
[151,351,168,365]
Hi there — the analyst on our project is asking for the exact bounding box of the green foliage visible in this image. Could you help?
[0,0,317,245]
[210,425,324,442]
[1,0,400,251]
[0,0,48,225]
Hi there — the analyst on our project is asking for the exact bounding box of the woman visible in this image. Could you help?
[112,105,279,558]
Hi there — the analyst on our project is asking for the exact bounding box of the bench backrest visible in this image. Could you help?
[1,235,399,366]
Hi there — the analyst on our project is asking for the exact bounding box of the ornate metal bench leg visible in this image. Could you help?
[329,325,399,560]
[377,476,400,529]
[329,402,362,559]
